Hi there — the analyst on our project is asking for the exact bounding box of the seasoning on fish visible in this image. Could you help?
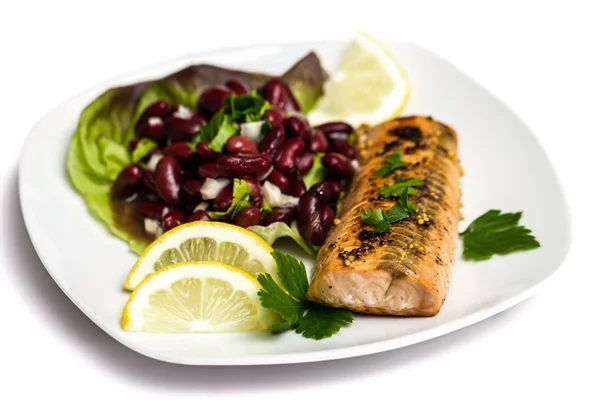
[306,116,461,316]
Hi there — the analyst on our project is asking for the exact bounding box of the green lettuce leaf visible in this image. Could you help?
[247,222,317,256]
[131,138,157,163]
[66,82,151,255]
[67,53,328,255]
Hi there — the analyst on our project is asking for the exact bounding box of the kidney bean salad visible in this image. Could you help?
[117,79,357,254]
[67,53,357,256]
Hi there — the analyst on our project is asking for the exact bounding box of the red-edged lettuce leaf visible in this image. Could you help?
[66,53,327,255]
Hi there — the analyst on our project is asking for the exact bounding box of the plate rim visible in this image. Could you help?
[17,40,572,366]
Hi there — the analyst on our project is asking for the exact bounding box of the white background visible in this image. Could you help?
[1,0,599,398]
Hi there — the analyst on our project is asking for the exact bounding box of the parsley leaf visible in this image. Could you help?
[207,178,250,220]
[225,91,270,122]
[376,150,407,176]
[257,251,354,339]
[294,305,354,340]
[271,250,309,300]
[302,153,326,190]
[200,109,238,152]
[460,210,541,261]
[360,208,390,232]
[360,187,417,232]
[379,177,424,197]
[257,273,305,325]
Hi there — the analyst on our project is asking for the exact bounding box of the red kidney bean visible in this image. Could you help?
[297,192,329,246]
[322,153,355,179]
[197,85,233,116]
[189,209,210,222]
[275,138,305,173]
[328,139,356,159]
[285,115,311,140]
[288,168,306,197]
[308,129,328,153]
[266,169,290,193]
[263,108,286,126]
[260,78,300,111]
[114,165,143,199]
[138,202,171,220]
[216,154,272,178]
[234,207,261,228]
[315,122,354,136]
[260,79,286,110]
[261,78,301,112]
[213,184,233,211]
[308,181,331,203]
[136,121,165,141]
[281,88,301,112]
[226,136,257,154]
[262,207,295,226]
[322,205,334,226]
[225,78,250,95]
[144,100,172,119]
[195,141,220,162]
[163,117,202,142]
[142,170,156,192]
[182,179,205,198]
[197,162,219,179]
[136,100,172,129]
[155,156,182,205]
[190,114,208,125]
[296,151,314,174]
[259,125,285,155]
[129,138,140,152]
[164,142,194,162]
[244,178,263,207]
[327,180,343,202]
[162,210,187,231]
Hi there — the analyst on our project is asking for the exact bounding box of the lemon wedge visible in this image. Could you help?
[124,221,277,291]
[121,261,277,332]
[307,31,410,127]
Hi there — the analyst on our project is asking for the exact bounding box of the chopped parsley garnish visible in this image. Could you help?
[360,187,418,232]
[257,250,354,340]
[196,91,270,152]
[460,210,541,260]
[379,177,424,197]
[207,178,250,220]
[225,90,270,122]
[376,150,407,176]
[199,108,238,152]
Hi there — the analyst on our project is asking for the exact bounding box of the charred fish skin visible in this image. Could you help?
[306,116,461,316]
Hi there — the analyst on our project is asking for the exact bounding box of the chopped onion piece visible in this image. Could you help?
[147,117,162,126]
[194,201,210,211]
[351,159,360,171]
[173,105,193,120]
[200,178,231,200]
[240,121,264,143]
[146,153,163,172]
[144,218,161,236]
[262,181,299,208]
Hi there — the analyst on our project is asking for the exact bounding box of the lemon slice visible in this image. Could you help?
[122,261,277,332]
[307,31,410,127]
[124,221,277,291]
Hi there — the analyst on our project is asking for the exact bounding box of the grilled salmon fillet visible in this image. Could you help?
[306,116,461,316]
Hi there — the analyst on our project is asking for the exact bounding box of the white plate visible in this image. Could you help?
[18,41,571,365]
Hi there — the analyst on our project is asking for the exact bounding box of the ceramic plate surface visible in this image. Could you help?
[18,41,570,365]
